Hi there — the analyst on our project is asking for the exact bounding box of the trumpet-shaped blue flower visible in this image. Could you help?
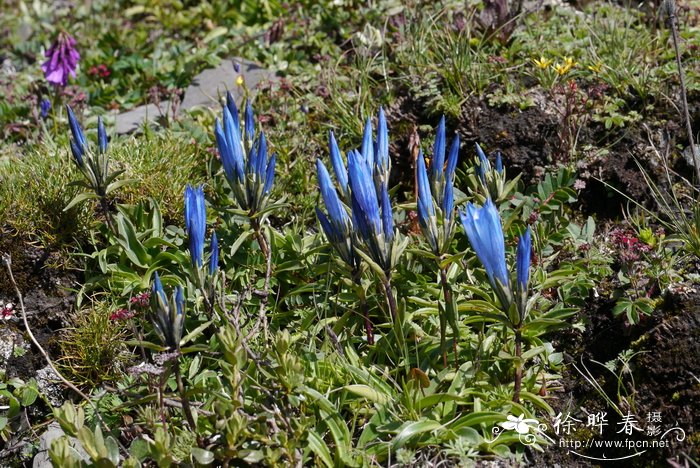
[416,151,439,253]
[459,199,509,291]
[150,272,186,349]
[209,231,219,276]
[348,150,394,271]
[245,100,255,142]
[40,99,51,119]
[475,143,490,183]
[375,107,389,179]
[225,92,241,136]
[97,117,108,155]
[184,184,206,268]
[495,151,503,174]
[214,100,276,212]
[329,131,349,200]
[516,227,531,290]
[67,105,86,166]
[443,134,460,219]
[316,159,355,267]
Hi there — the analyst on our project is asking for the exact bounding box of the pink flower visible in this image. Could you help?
[41,32,80,87]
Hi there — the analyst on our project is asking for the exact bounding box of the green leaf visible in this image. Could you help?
[203,27,228,43]
[344,384,391,404]
[64,191,98,211]
[191,448,214,465]
[392,419,442,448]
[307,430,334,468]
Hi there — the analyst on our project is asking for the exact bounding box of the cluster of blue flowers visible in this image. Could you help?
[214,92,276,214]
[316,108,396,274]
[316,111,533,323]
[415,117,460,255]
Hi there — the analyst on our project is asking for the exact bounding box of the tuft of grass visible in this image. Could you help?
[56,299,132,387]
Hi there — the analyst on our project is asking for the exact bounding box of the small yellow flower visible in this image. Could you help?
[533,56,553,69]
[235,75,244,86]
[563,56,577,68]
[587,61,603,73]
[553,57,577,76]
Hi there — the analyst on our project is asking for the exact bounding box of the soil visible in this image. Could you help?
[530,291,700,466]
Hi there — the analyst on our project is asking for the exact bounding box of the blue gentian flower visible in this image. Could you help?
[475,143,490,183]
[431,116,446,184]
[516,227,531,290]
[459,199,510,292]
[348,149,394,271]
[150,272,186,349]
[244,99,255,142]
[329,131,349,200]
[66,105,86,167]
[416,151,439,253]
[443,134,460,219]
[495,151,503,174]
[40,99,51,119]
[97,117,108,154]
[209,231,219,276]
[316,159,355,267]
[225,92,241,137]
[184,184,206,268]
[375,107,390,182]
[416,117,460,254]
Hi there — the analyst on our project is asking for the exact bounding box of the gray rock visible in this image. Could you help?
[33,422,89,468]
[114,102,171,135]
[114,57,276,134]
[34,366,65,407]
[180,57,275,110]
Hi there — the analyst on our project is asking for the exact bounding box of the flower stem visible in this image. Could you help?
[173,358,197,432]
[352,267,374,345]
[382,274,397,321]
[513,327,523,403]
[439,267,458,369]
[251,217,272,343]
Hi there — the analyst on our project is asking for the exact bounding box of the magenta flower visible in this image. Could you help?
[41,32,80,87]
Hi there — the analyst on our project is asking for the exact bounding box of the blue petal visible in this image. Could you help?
[209,231,219,276]
[185,184,206,267]
[348,150,380,237]
[495,151,503,174]
[70,140,84,167]
[460,199,508,288]
[475,143,489,182]
[316,159,347,227]
[152,271,167,305]
[329,131,348,196]
[264,153,276,194]
[256,133,268,179]
[516,227,531,289]
[175,286,184,317]
[380,183,393,242]
[66,105,86,157]
[376,107,389,171]
[431,116,446,183]
[225,91,241,131]
[445,134,460,181]
[215,118,236,183]
[97,116,108,154]
[361,117,373,168]
[245,99,255,141]
[416,151,435,224]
